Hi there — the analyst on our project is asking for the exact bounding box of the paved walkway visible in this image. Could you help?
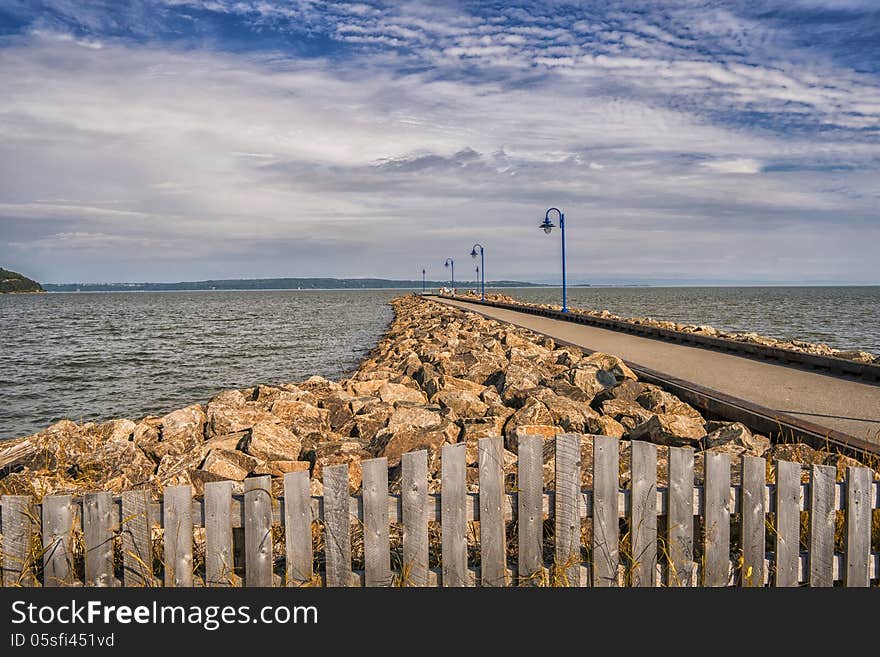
[435,297,880,445]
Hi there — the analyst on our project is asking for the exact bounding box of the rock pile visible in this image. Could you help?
[476,292,878,364]
[1,295,876,499]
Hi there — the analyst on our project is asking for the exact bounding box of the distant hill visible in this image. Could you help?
[0,268,44,294]
[43,277,546,292]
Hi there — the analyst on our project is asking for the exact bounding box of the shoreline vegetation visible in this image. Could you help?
[465,290,878,364]
[1,294,877,502]
[42,277,545,292]
[0,267,44,294]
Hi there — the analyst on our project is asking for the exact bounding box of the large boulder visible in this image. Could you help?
[158,404,206,454]
[584,415,626,438]
[582,352,637,381]
[460,416,507,442]
[627,413,705,446]
[570,367,616,400]
[504,398,553,437]
[373,426,451,467]
[636,385,703,420]
[705,422,769,457]
[245,421,302,462]
[377,382,427,405]
[500,363,540,403]
[313,442,371,494]
[387,406,443,431]
[270,399,330,444]
[433,389,488,417]
[599,399,655,430]
[96,418,137,443]
[74,441,156,492]
[201,449,261,481]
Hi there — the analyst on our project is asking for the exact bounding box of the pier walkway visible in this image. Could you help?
[433,296,880,448]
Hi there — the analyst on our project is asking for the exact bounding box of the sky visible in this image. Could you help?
[0,1,878,285]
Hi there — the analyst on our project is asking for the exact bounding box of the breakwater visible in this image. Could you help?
[1,295,876,499]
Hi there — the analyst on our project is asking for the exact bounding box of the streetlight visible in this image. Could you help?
[475,265,479,295]
[470,243,485,301]
[539,207,568,312]
[421,268,426,294]
[444,258,455,294]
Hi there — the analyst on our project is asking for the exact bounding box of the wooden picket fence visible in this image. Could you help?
[1,435,878,587]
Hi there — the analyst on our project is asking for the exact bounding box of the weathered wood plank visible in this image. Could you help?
[844,466,871,587]
[243,476,273,587]
[774,460,800,587]
[479,437,506,587]
[163,485,193,587]
[323,464,352,587]
[42,495,75,587]
[205,481,235,587]
[518,434,543,584]
[283,471,312,586]
[740,456,765,588]
[83,491,116,587]
[2,495,36,587]
[703,452,731,587]
[121,489,153,587]
[808,464,835,587]
[441,442,468,587]
[401,450,428,587]
[630,441,657,587]
[667,446,693,587]
[592,435,619,587]
[554,434,581,587]
[363,458,391,587]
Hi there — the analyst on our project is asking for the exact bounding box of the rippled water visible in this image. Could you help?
[507,286,880,354]
[0,290,398,439]
[1,286,878,439]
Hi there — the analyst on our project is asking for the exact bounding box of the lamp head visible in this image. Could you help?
[470,248,478,258]
[540,217,555,234]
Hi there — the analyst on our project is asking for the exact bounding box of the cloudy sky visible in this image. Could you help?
[0,1,878,284]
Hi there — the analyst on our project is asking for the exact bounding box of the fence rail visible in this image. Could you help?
[1,435,878,587]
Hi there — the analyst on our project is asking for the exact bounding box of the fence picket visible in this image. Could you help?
[283,471,313,586]
[244,476,273,587]
[84,491,116,586]
[363,458,391,587]
[667,446,694,587]
[630,441,657,587]
[554,434,581,587]
[740,456,765,588]
[122,489,153,587]
[479,437,506,587]
[774,460,800,587]
[518,434,543,584]
[593,435,619,587]
[704,452,731,587]
[441,442,467,587]
[844,466,871,587]
[323,464,352,587]
[163,485,193,587]
[42,495,75,587]
[205,481,235,587]
[401,450,428,587]
[808,464,835,587]
[1,495,36,587]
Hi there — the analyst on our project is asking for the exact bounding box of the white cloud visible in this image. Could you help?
[702,159,763,174]
[0,10,878,283]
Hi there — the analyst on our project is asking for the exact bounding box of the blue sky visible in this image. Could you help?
[0,1,878,284]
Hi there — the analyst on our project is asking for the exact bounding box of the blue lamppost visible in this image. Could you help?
[422,268,426,294]
[470,243,485,301]
[444,258,454,294]
[540,207,568,312]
